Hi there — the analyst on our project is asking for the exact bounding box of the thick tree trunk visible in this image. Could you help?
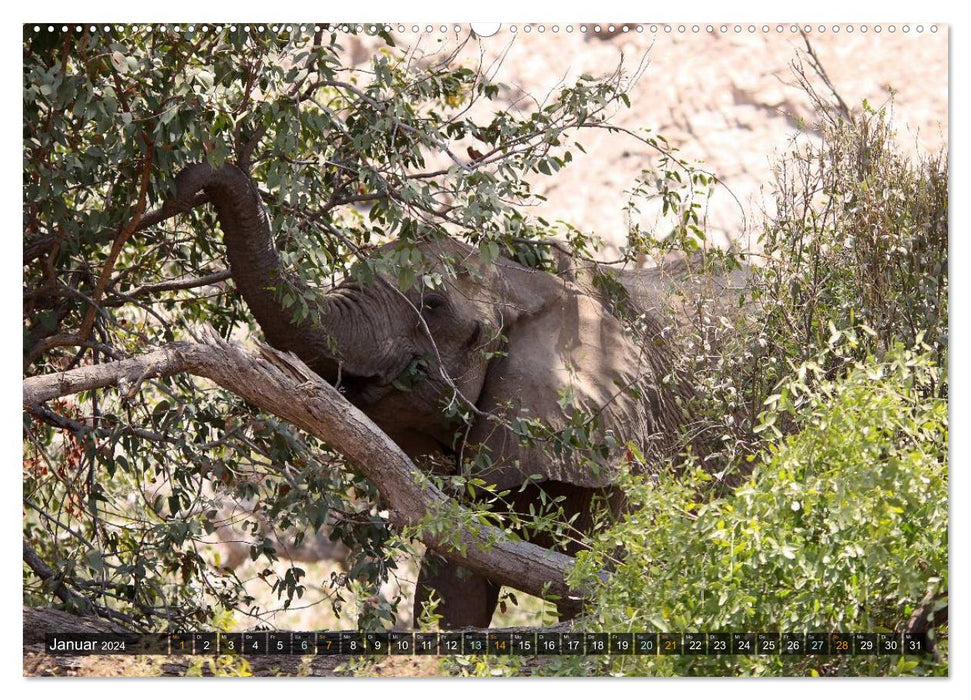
[23,336,604,607]
[23,606,128,645]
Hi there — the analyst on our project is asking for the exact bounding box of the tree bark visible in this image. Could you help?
[23,605,574,645]
[23,606,128,645]
[23,335,602,607]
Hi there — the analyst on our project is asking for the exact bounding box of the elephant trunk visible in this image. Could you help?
[175,163,342,380]
[175,163,407,387]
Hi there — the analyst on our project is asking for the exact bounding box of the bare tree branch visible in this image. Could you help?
[22,541,136,627]
[23,606,128,646]
[793,31,853,125]
[118,269,232,298]
[23,335,602,606]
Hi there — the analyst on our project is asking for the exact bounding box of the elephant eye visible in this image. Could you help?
[420,293,447,313]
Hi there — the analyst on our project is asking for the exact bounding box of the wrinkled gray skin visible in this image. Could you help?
[183,163,687,628]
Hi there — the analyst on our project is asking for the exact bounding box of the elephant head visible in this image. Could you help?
[181,162,687,626]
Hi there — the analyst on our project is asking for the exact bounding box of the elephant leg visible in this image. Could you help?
[504,481,621,624]
[413,552,500,629]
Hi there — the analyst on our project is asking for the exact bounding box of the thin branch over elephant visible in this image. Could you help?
[172,162,691,628]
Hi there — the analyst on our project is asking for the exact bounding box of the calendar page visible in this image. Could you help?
[21,18,948,679]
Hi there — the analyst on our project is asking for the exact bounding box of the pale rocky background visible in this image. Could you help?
[355,24,948,255]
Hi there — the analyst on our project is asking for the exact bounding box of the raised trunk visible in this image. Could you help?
[173,164,344,380]
[172,163,425,413]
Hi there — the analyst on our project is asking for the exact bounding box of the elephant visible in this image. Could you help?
[172,162,690,628]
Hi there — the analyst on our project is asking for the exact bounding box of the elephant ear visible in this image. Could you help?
[466,275,667,490]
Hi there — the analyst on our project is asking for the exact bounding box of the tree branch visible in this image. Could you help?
[22,540,91,613]
[23,333,125,369]
[133,192,210,234]
[22,542,136,627]
[118,269,232,299]
[79,138,155,340]
[23,336,600,606]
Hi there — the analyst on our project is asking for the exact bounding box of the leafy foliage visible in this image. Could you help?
[22,26,947,678]
[563,344,947,676]
[22,24,673,631]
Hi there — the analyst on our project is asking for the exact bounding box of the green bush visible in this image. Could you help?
[563,344,947,676]
[471,84,949,677]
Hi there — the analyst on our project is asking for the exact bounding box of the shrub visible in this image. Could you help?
[564,344,948,676]
[759,101,948,379]
[637,85,949,488]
